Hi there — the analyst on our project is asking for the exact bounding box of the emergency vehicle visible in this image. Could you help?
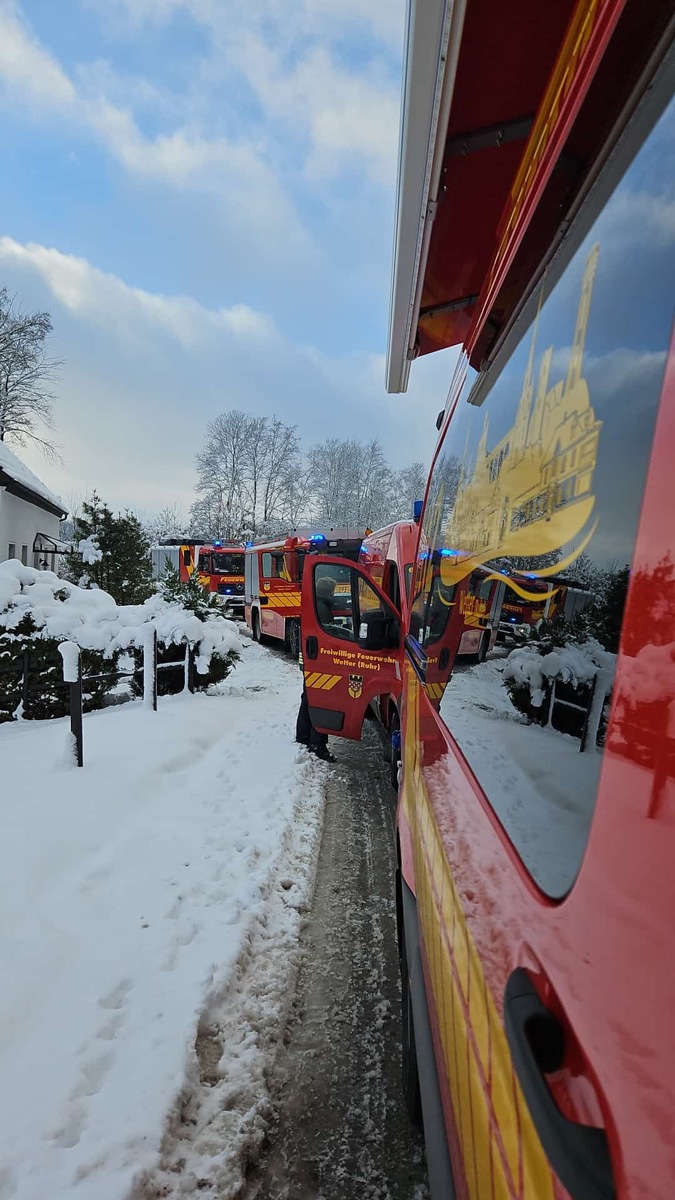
[301,3,675,1197]
[151,541,245,613]
[244,528,367,658]
[497,573,592,644]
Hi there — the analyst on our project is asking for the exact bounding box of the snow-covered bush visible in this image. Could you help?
[0,561,241,722]
[503,638,616,741]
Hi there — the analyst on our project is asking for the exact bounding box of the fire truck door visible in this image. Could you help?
[300,555,401,740]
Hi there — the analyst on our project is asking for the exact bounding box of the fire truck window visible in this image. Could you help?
[314,563,354,640]
[415,92,674,898]
[182,549,191,567]
[198,553,210,573]
[212,552,242,575]
[386,564,401,612]
[404,564,413,600]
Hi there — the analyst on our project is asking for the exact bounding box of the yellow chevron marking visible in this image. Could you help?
[305,673,342,691]
[311,673,332,689]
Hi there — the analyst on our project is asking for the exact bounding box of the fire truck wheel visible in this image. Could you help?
[287,619,301,661]
[400,914,422,1126]
[476,632,488,663]
[252,611,262,643]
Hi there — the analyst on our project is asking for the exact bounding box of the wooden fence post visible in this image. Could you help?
[58,641,83,766]
[71,661,84,768]
[21,648,30,715]
[143,627,158,711]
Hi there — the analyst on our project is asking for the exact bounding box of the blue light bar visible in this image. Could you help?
[310,533,327,542]
[413,499,424,522]
[213,540,222,547]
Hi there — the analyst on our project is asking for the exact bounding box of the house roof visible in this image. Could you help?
[0,443,67,519]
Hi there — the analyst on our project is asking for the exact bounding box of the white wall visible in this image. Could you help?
[0,488,61,570]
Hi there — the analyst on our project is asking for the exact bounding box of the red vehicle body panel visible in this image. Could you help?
[308,0,675,1195]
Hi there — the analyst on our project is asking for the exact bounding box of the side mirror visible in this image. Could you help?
[358,609,400,651]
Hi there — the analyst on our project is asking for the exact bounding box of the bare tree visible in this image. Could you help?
[308,437,395,528]
[0,288,60,457]
[144,502,187,544]
[194,410,300,538]
[391,461,427,521]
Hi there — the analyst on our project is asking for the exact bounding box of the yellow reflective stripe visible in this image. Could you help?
[305,673,341,691]
[320,675,340,691]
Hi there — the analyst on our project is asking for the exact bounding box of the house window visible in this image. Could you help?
[8,543,16,560]
[21,545,28,565]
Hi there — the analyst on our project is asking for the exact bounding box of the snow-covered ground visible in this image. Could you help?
[441,653,602,897]
[0,641,326,1200]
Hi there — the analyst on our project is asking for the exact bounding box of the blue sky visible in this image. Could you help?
[0,0,456,516]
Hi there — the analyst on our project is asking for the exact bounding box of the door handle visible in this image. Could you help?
[504,968,615,1200]
[305,636,318,660]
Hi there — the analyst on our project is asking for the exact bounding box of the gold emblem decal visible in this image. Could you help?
[348,674,363,699]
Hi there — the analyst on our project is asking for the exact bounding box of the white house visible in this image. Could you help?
[0,443,68,572]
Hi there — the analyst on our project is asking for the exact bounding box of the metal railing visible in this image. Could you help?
[1,635,199,767]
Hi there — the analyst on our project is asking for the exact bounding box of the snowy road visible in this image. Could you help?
[244,722,428,1200]
[0,641,326,1200]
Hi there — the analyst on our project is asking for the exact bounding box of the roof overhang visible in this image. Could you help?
[387,0,671,392]
[0,469,67,519]
[386,0,466,394]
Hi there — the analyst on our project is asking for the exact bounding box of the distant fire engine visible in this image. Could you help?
[244,527,368,658]
[151,540,245,614]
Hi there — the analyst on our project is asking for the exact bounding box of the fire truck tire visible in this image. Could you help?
[287,619,301,661]
[252,610,262,643]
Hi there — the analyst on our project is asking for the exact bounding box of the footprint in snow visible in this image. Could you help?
[98,978,133,1011]
[69,1051,115,1100]
[49,1100,87,1149]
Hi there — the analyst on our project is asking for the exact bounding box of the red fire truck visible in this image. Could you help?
[497,573,592,644]
[244,528,367,658]
[301,3,675,1198]
[178,542,245,614]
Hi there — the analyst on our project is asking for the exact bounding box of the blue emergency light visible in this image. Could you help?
[245,540,254,548]
[213,540,222,547]
[413,499,424,522]
[310,533,327,543]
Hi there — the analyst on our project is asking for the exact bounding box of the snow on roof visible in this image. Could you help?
[0,442,65,514]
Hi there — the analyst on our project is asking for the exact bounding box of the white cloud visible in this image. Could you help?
[0,3,310,258]
[0,237,444,514]
[0,1,75,107]
[0,237,276,346]
[235,39,399,186]
[83,0,403,186]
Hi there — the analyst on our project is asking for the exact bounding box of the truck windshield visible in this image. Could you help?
[212,552,243,575]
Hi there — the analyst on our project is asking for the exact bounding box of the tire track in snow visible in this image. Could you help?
[134,753,326,1200]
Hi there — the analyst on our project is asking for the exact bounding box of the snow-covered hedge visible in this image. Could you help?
[0,561,241,722]
[503,638,616,739]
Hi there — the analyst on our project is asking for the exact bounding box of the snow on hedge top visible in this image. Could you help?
[504,639,616,707]
[615,641,675,707]
[0,561,241,671]
[0,442,64,512]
